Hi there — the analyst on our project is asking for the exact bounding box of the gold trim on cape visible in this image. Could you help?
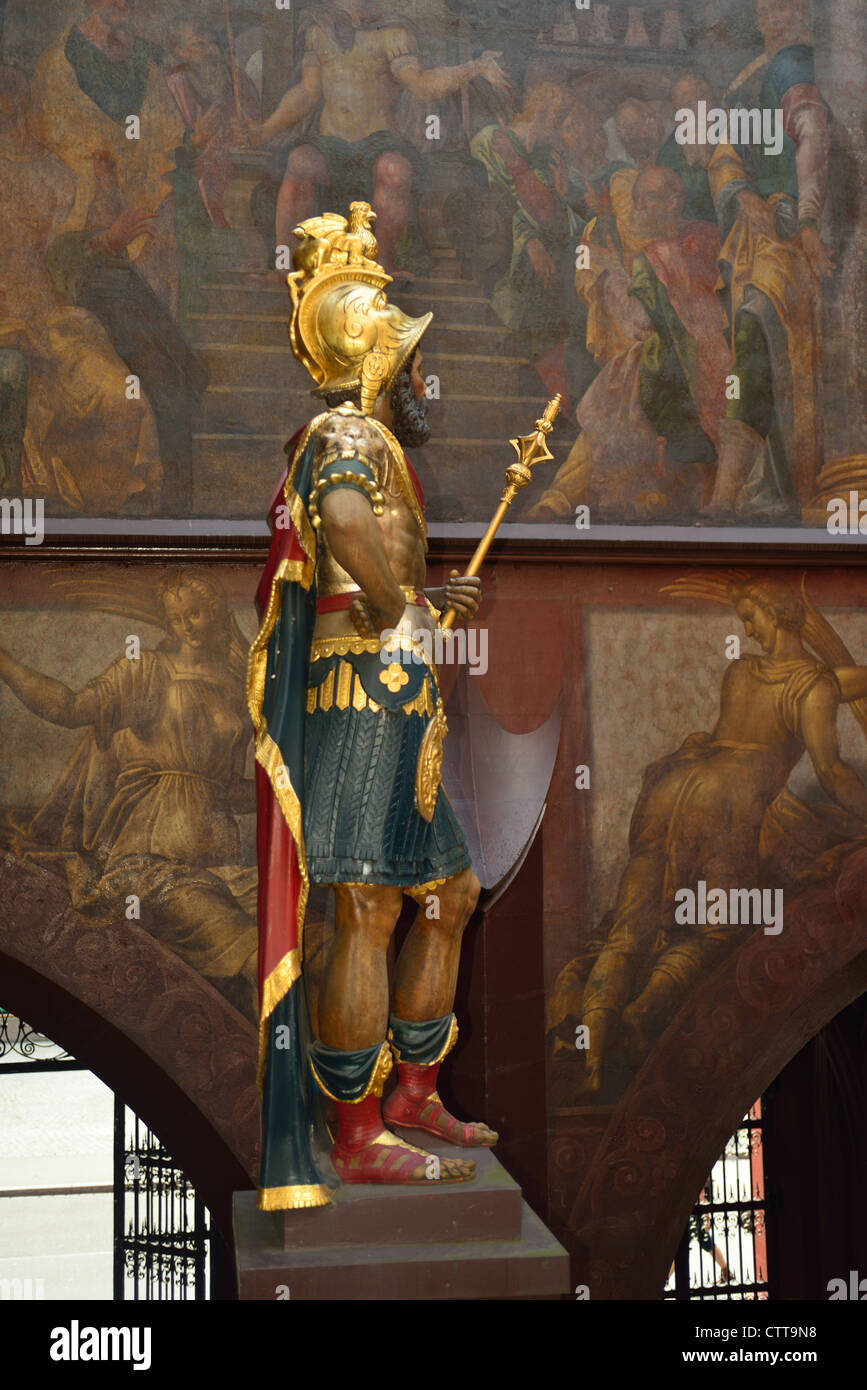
[260,948,302,1023]
[257,1183,332,1211]
[247,428,319,1089]
[282,485,317,566]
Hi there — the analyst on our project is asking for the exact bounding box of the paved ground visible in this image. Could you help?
[0,1067,113,1300]
[0,1194,113,1300]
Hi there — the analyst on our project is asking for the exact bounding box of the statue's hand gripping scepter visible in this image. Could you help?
[439,395,561,630]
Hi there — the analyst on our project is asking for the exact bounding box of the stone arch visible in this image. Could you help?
[569,847,867,1299]
[0,852,259,1240]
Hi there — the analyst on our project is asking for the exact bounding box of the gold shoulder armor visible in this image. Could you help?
[314,405,390,484]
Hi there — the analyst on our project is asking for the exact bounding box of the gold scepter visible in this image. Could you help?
[439,395,561,630]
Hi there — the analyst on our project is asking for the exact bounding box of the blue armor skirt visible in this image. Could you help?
[302,650,470,888]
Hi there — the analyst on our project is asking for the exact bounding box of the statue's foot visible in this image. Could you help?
[383,1088,498,1147]
[332,1129,475,1184]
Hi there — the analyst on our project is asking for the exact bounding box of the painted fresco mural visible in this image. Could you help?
[2,554,867,1276]
[546,568,867,1104]
[0,560,346,1027]
[0,564,262,1018]
[2,0,867,1297]
[0,0,864,528]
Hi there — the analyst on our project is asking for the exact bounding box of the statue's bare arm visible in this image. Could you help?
[0,648,99,727]
[801,677,867,822]
[319,488,406,632]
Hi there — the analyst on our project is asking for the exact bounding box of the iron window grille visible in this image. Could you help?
[1,1012,214,1300]
[664,1100,769,1300]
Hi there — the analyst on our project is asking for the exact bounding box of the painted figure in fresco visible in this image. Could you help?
[628,168,731,508]
[0,570,259,1022]
[533,164,731,520]
[527,145,649,517]
[470,79,614,411]
[608,98,667,272]
[559,98,626,232]
[237,0,509,275]
[29,0,184,312]
[528,98,675,519]
[656,73,718,227]
[27,0,209,514]
[706,0,833,518]
[250,202,496,1209]
[577,577,867,1097]
[0,63,161,514]
[165,20,261,231]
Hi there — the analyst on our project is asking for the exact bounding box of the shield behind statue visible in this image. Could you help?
[441,663,563,910]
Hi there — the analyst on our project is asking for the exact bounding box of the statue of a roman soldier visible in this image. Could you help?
[248,201,496,1209]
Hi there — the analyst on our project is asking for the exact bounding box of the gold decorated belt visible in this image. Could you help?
[309,635,441,676]
[306,658,436,717]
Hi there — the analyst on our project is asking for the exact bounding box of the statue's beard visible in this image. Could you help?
[389,366,431,450]
[320,363,431,447]
[389,366,433,447]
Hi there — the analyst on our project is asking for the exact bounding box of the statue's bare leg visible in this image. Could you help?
[391,868,479,1021]
[370,150,413,279]
[318,882,474,1182]
[384,867,499,1147]
[318,882,402,1050]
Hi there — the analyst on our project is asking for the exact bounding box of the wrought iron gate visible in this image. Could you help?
[113,1098,213,1300]
[665,1099,769,1300]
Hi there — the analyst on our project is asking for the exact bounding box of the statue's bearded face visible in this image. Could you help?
[389,356,431,450]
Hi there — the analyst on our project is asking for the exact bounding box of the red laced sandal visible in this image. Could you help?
[331,1094,475,1184]
[383,1063,498,1147]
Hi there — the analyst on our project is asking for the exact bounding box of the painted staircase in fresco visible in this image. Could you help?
[189,263,560,524]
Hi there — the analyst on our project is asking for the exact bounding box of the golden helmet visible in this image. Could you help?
[287,201,432,416]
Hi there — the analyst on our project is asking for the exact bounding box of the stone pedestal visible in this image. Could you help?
[233,1137,569,1300]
